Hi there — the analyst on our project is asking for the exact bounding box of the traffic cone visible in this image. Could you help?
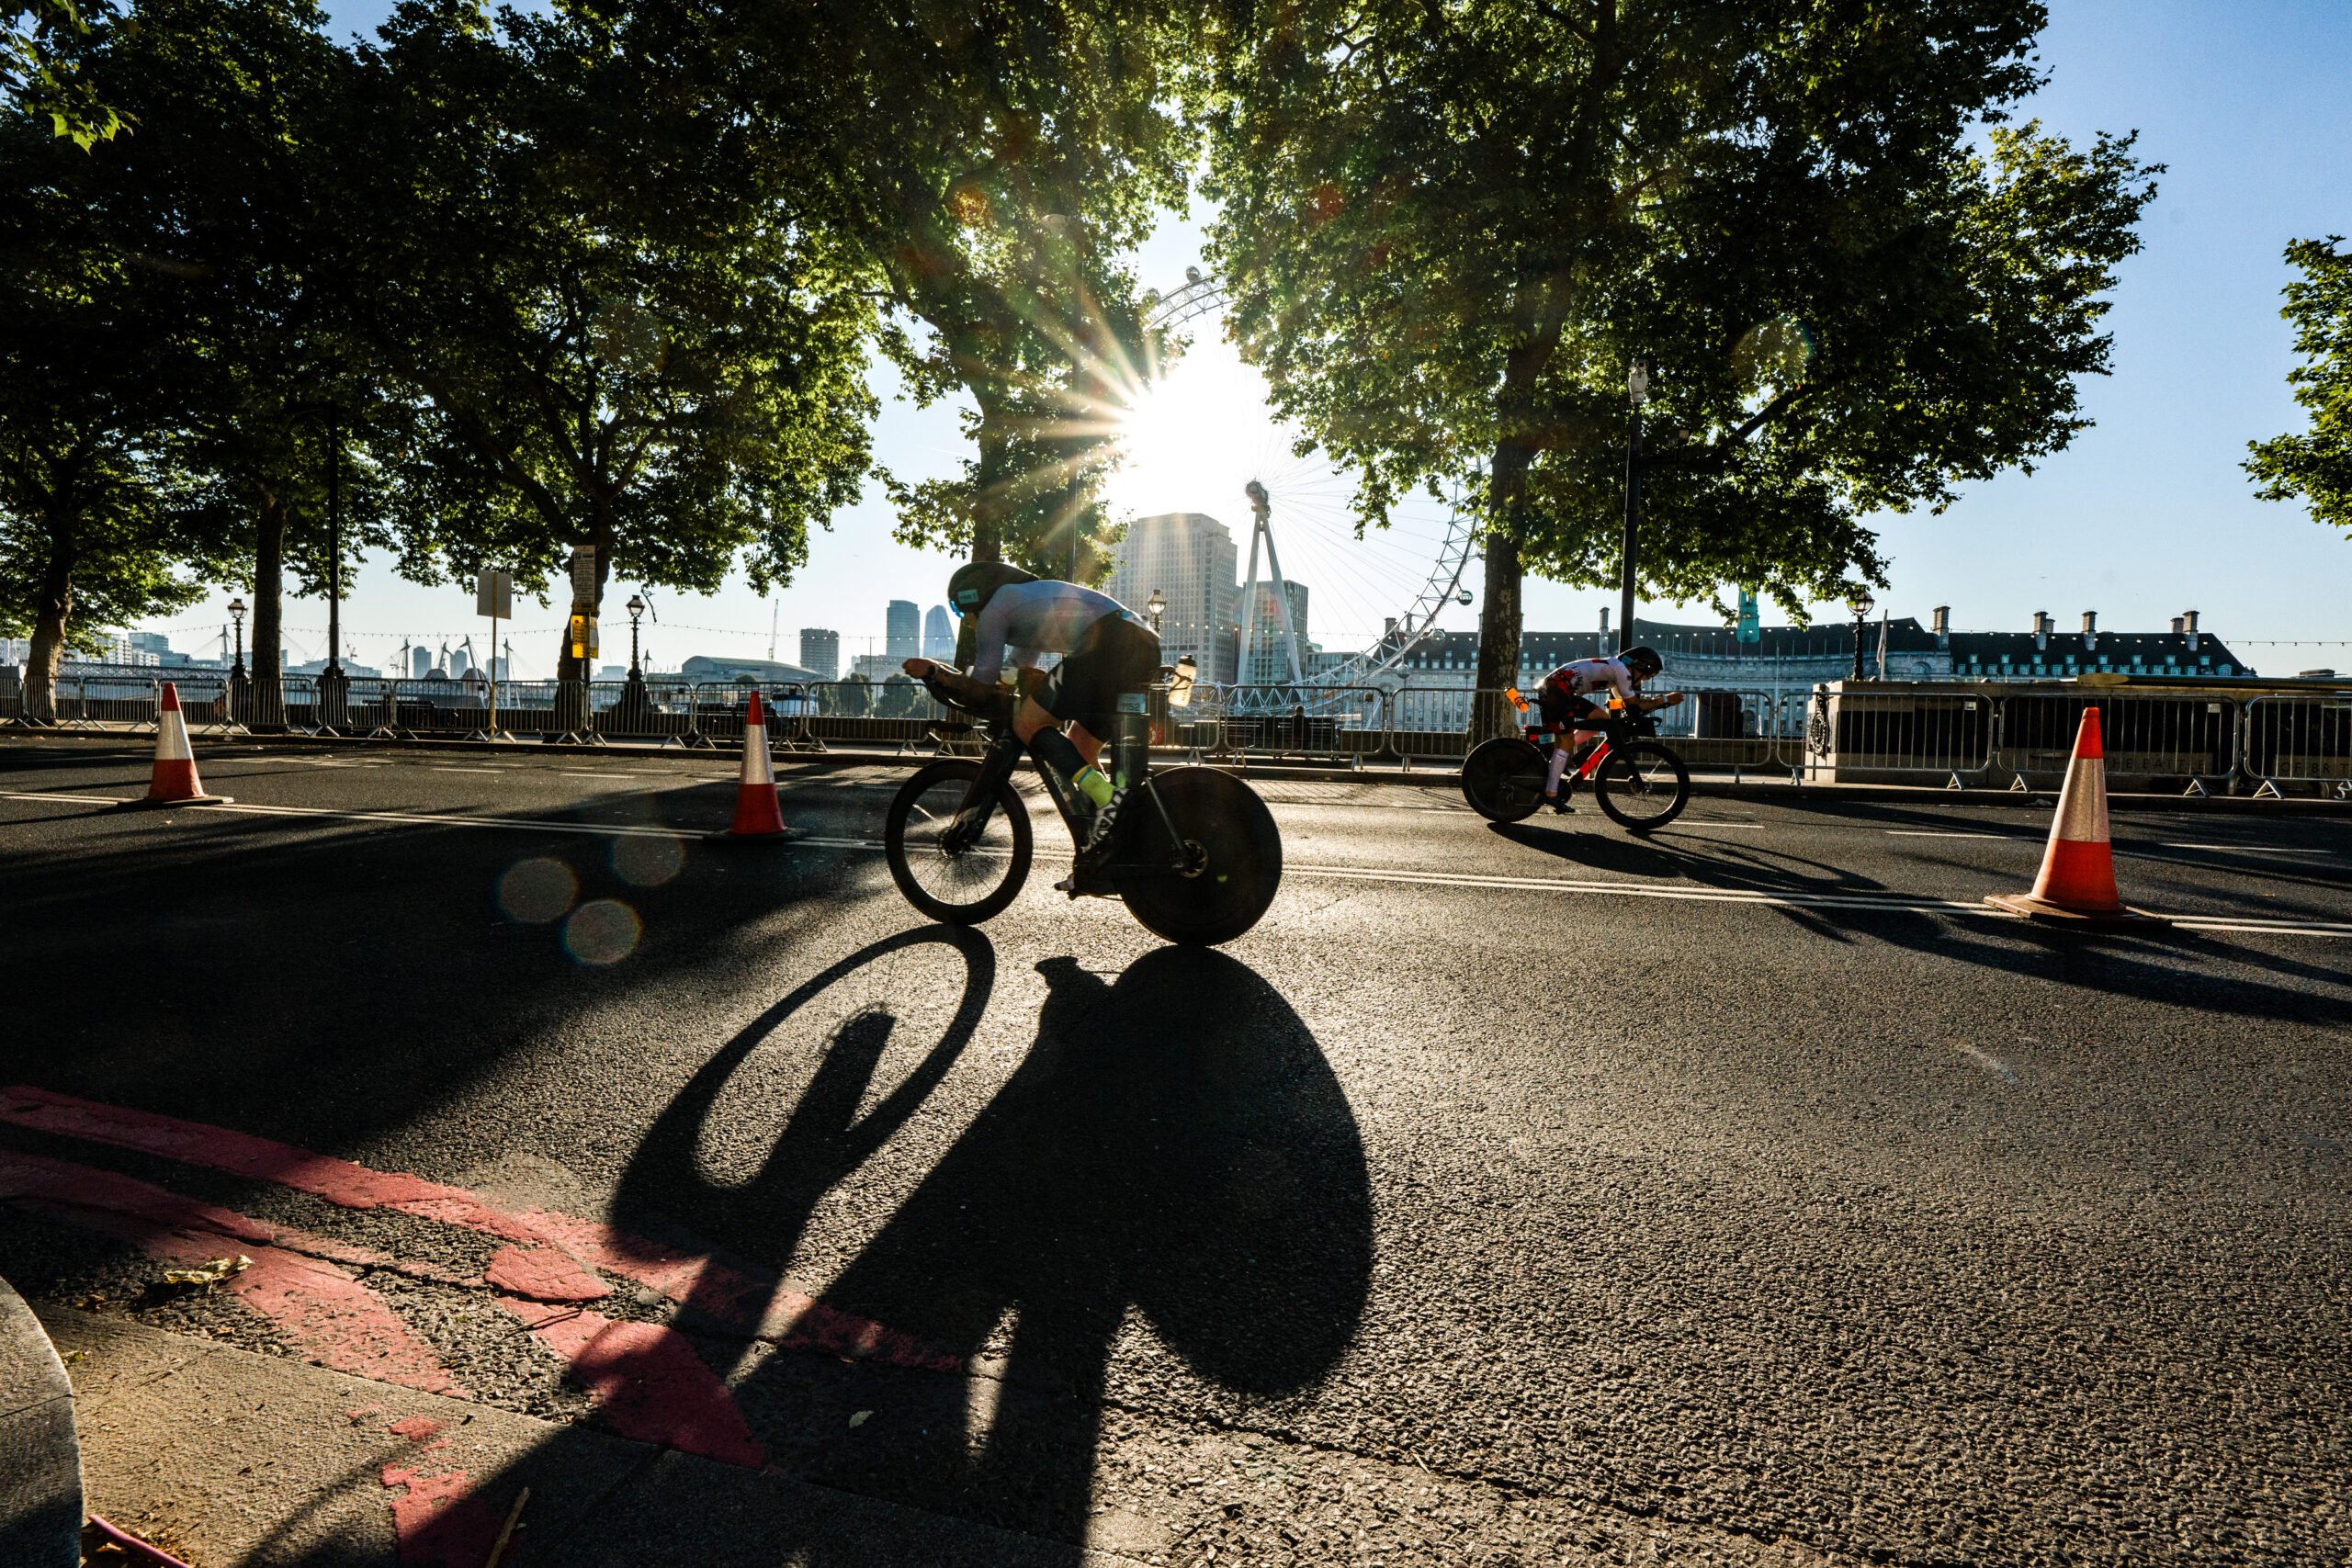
[707,689,796,843]
[1985,706,2165,926]
[118,682,232,809]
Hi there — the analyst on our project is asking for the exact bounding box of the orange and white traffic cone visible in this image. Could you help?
[707,688,796,843]
[1985,706,2165,926]
[118,682,232,809]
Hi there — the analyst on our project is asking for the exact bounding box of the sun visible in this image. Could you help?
[1102,334,1295,521]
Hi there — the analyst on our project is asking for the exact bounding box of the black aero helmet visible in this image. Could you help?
[1623,645,1664,677]
[947,560,1036,619]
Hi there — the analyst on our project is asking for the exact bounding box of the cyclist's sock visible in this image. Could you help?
[1544,745,1572,795]
[1027,728,1114,807]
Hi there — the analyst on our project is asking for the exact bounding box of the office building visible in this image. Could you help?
[411,646,433,679]
[923,605,955,661]
[1240,580,1312,684]
[1107,513,1242,683]
[798,628,840,680]
[886,600,920,660]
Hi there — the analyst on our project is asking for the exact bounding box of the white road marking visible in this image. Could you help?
[429,767,503,774]
[6,790,2347,937]
[1888,829,2013,840]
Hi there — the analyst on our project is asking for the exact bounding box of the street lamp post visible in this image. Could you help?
[319,419,350,730]
[1618,359,1650,655]
[229,597,248,680]
[622,592,650,724]
[1849,591,1875,682]
[1144,588,1166,637]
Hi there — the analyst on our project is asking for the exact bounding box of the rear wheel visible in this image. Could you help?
[885,761,1033,924]
[1461,737,1546,822]
[1114,767,1282,946]
[1592,739,1690,833]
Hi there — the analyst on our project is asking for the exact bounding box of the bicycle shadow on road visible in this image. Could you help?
[607,941,1375,1558]
[1487,818,1891,895]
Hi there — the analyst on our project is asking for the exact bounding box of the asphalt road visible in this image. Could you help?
[3,738,2348,1566]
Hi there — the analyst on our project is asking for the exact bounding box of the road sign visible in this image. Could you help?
[1737,588,1760,644]
[570,546,598,611]
[475,570,512,620]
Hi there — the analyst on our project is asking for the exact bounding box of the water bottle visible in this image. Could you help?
[1114,692,1150,791]
[1168,655,1197,709]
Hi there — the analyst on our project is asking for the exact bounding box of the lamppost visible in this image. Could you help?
[228,598,248,679]
[1618,359,1650,654]
[1144,588,1166,637]
[1849,589,1875,682]
[319,418,349,728]
[626,593,646,677]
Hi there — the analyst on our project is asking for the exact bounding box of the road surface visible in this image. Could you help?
[2,738,2346,1565]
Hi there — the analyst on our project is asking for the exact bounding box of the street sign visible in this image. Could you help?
[1736,588,1760,644]
[569,546,598,612]
[475,570,512,620]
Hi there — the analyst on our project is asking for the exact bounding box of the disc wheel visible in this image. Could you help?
[1461,737,1546,822]
[1592,739,1690,833]
[1114,767,1283,946]
[885,760,1033,924]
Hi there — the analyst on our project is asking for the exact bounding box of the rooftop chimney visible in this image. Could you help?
[2182,608,2199,650]
[2032,610,2051,650]
[1599,606,1611,637]
[1931,605,1951,647]
[2170,616,2185,636]
[2081,610,2097,651]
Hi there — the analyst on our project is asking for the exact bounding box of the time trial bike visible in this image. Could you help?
[883,682,1283,946]
[1460,691,1691,831]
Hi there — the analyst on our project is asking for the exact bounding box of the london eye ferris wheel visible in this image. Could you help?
[1116,269,1481,692]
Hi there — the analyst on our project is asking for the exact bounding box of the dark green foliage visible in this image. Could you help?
[1202,0,2157,692]
[351,0,879,678]
[2246,238,2352,536]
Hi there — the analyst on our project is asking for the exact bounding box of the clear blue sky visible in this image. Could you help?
[139,0,2352,677]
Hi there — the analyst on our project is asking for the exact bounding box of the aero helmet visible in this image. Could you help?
[947,560,1037,618]
[1623,645,1664,677]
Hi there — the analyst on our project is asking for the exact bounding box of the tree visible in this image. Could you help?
[713,1,1196,576]
[1202,1,2157,716]
[354,0,878,682]
[88,0,390,726]
[822,671,872,718]
[5,0,123,147]
[0,73,220,720]
[2246,238,2352,535]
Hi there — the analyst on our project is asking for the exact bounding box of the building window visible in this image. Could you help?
[2219,664,2233,677]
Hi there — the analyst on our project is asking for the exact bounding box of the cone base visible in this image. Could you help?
[704,826,803,845]
[114,795,233,809]
[1984,893,2170,927]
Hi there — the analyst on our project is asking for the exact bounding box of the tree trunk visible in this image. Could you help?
[22,524,74,727]
[554,525,614,686]
[1471,439,1531,739]
[969,398,1009,566]
[251,492,288,729]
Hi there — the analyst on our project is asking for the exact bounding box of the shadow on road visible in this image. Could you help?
[605,940,1375,1555]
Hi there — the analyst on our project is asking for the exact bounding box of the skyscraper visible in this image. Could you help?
[922,605,955,660]
[799,628,841,681]
[886,600,920,660]
[1240,580,1311,684]
[412,645,432,679]
[1107,513,1241,683]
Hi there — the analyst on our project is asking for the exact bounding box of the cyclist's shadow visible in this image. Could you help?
[614,939,1374,1555]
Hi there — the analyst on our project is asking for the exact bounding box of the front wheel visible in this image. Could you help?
[1461,737,1546,822]
[1114,767,1282,946]
[1592,739,1690,833]
[885,760,1033,924]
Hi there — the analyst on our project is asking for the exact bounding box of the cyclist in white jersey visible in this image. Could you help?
[1532,647,1680,811]
[904,561,1160,872]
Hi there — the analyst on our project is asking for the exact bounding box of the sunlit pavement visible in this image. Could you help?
[3,738,2348,1565]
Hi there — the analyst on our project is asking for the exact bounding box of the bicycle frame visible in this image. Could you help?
[942,711,1193,874]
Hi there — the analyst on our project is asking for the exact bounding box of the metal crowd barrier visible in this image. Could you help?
[1807,685,1996,784]
[2245,693,2352,796]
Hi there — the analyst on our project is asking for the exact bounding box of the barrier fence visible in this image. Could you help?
[6,664,2350,795]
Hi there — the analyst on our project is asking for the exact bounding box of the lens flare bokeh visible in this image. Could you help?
[497,858,578,924]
